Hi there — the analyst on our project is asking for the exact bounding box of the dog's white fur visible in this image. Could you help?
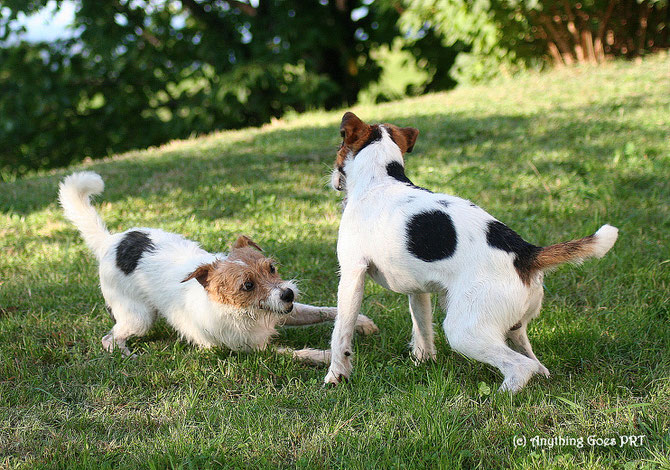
[59,171,377,361]
[325,117,618,391]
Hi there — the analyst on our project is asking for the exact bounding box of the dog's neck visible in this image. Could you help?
[342,129,405,201]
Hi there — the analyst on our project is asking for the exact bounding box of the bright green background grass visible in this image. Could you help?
[1,54,669,469]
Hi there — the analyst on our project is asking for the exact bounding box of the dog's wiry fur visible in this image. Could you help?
[59,171,377,361]
[326,112,618,392]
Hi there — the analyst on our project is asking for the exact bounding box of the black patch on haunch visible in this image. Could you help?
[386,161,432,193]
[486,221,540,283]
[406,210,458,262]
[355,125,382,155]
[115,230,155,275]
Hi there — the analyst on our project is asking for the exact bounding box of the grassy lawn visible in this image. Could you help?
[1,53,669,469]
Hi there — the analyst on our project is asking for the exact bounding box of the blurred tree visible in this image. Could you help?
[400,0,669,83]
[0,0,403,179]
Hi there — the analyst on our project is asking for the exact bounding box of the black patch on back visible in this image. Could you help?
[356,125,382,155]
[486,221,540,282]
[386,161,432,193]
[116,230,155,275]
[406,210,457,262]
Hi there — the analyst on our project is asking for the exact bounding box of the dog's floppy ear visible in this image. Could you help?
[232,235,263,252]
[340,112,367,143]
[182,263,212,288]
[399,127,419,153]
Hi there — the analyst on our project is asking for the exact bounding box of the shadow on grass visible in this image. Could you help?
[0,94,666,222]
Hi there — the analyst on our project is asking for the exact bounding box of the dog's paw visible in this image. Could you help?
[324,368,349,386]
[101,333,115,352]
[498,378,524,394]
[411,347,437,365]
[537,363,550,378]
[498,371,535,393]
[355,314,379,335]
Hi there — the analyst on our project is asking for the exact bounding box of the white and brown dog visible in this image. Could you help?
[325,112,618,392]
[59,171,377,362]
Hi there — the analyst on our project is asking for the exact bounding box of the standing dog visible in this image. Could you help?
[325,112,618,391]
[59,171,377,362]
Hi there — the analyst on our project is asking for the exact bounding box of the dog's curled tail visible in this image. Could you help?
[58,171,110,259]
[532,224,618,272]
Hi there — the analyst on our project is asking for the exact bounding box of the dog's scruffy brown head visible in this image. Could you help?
[332,112,419,191]
[182,235,297,316]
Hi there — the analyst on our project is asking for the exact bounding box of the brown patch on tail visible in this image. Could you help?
[530,234,596,272]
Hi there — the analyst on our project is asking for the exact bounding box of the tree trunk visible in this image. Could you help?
[595,0,616,61]
[537,13,575,64]
[561,1,586,62]
[582,29,597,62]
[547,41,565,65]
[637,2,651,55]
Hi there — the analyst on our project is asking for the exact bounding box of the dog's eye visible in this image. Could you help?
[340,130,345,138]
[269,264,275,274]
[241,281,254,291]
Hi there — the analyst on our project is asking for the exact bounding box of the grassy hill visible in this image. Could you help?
[1,53,668,469]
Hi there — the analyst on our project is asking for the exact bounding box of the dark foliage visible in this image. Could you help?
[0,0,405,180]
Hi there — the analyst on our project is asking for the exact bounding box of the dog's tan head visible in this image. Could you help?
[181,235,297,316]
[332,112,419,191]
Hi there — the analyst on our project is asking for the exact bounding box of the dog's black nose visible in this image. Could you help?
[280,288,294,303]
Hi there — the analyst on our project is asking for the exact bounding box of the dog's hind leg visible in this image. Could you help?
[283,303,378,335]
[101,290,155,357]
[506,286,549,377]
[409,293,436,363]
[507,324,550,378]
[443,288,545,393]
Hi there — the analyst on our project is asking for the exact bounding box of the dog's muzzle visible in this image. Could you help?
[279,288,295,314]
[280,288,294,303]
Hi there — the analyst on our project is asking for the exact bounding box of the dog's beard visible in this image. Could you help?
[331,168,343,192]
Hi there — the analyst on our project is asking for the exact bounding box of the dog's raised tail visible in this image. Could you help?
[58,171,110,258]
[532,224,618,272]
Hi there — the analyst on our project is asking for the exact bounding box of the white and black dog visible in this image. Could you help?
[59,171,377,362]
[325,112,618,392]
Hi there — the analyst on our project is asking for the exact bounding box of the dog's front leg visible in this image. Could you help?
[283,303,337,326]
[324,263,368,385]
[284,303,378,335]
[275,346,331,365]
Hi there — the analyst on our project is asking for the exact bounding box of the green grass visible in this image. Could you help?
[1,53,669,469]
